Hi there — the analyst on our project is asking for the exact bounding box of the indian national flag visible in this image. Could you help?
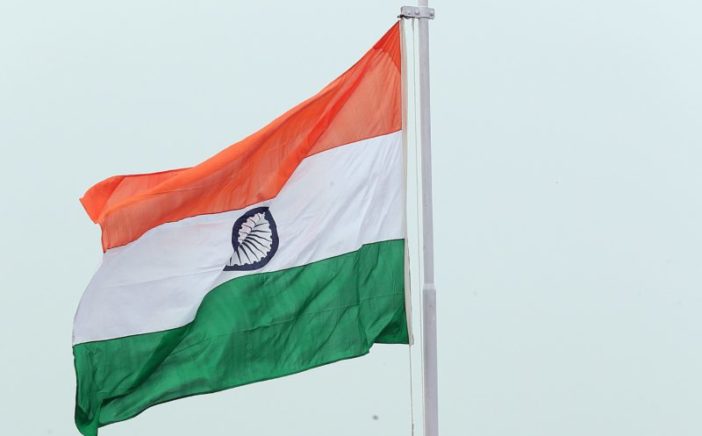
[73,24,407,435]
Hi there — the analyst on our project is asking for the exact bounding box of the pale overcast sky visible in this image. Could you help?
[2,1,702,435]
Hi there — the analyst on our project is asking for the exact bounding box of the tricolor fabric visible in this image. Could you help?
[73,23,407,435]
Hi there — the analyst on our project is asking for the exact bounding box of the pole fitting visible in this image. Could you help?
[399,6,435,20]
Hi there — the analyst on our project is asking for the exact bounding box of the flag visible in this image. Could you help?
[73,23,406,435]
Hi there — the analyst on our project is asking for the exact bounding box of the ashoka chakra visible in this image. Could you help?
[223,206,279,271]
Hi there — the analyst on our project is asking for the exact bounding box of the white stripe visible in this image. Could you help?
[73,131,404,345]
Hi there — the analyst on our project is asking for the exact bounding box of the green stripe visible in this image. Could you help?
[74,239,407,436]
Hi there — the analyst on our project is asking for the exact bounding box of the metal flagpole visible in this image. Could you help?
[399,2,437,436]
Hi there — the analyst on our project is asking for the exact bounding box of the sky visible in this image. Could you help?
[2,0,702,435]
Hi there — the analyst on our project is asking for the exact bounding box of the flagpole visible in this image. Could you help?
[400,3,438,436]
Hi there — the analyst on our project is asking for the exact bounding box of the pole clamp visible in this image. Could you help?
[399,6,435,20]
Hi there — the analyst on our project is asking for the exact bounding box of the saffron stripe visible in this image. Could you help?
[81,23,401,251]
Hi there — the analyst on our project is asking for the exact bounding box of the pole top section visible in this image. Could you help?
[399,6,435,19]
